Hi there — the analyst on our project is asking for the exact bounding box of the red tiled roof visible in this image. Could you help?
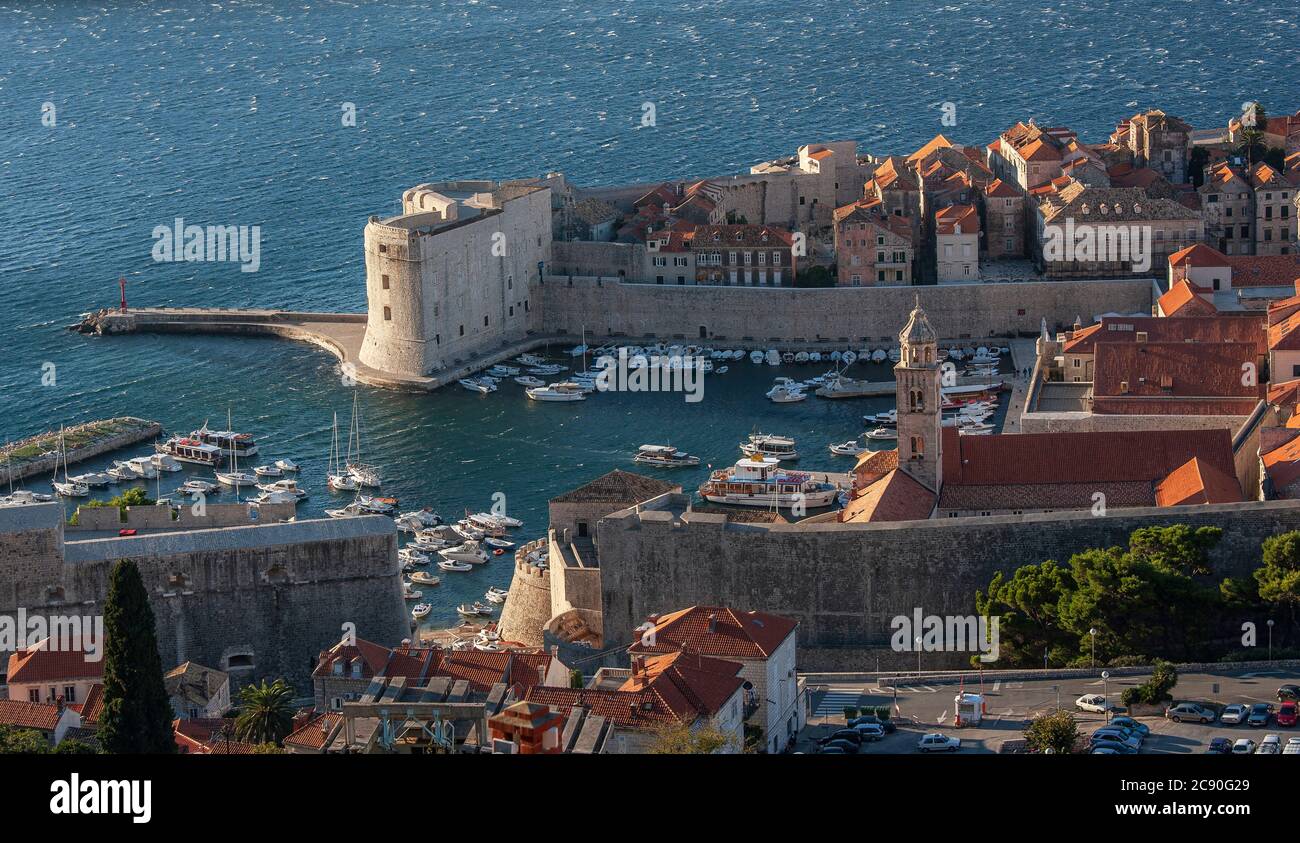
[1168,242,1230,267]
[1227,254,1300,289]
[1092,341,1262,401]
[1270,309,1300,351]
[80,683,104,725]
[6,644,104,685]
[0,699,64,731]
[1155,457,1243,506]
[1263,433,1300,493]
[840,469,937,523]
[984,178,1019,198]
[1158,280,1216,316]
[934,204,980,235]
[282,712,342,751]
[627,606,797,659]
[1268,377,1300,407]
[1062,315,1265,356]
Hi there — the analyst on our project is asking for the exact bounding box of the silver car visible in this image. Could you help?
[1220,704,1248,725]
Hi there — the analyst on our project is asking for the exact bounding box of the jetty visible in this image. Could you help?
[1,417,161,486]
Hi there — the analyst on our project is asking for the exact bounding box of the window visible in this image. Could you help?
[28,689,39,702]
[459,324,464,336]
[64,685,76,703]
[383,306,391,321]
[483,315,489,327]
[381,274,389,289]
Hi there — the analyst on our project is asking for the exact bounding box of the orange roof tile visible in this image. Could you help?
[934,204,980,235]
[0,699,64,731]
[283,712,343,751]
[841,469,937,523]
[1092,341,1262,401]
[1157,280,1216,316]
[1155,457,1244,506]
[1262,433,1300,492]
[6,644,104,685]
[628,606,797,659]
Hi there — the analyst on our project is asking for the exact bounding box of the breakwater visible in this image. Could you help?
[1,417,161,486]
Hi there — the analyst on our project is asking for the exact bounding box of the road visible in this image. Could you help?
[800,667,1300,754]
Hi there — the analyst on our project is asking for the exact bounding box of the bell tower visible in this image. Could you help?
[894,295,942,491]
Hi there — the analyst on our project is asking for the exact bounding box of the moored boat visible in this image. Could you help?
[740,433,799,461]
[156,436,224,467]
[632,444,701,468]
[698,454,838,509]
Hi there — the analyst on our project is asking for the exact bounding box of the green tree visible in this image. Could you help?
[568,668,584,689]
[53,738,99,754]
[647,722,735,754]
[1256,532,1300,639]
[234,678,296,746]
[0,725,52,754]
[98,560,176,754]
[974,560,1074,667]
[1023,709,1079,754]
[1127,525,1222,578]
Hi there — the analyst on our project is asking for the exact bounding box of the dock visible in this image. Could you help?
[1,417,162,486]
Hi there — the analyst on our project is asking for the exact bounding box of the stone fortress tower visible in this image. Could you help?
[359,180,552,379]
[893,296,943,491]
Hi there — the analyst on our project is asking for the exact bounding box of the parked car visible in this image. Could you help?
[819,745,847,755]
[1232,738,1257,754]
[1093,723,1144,747]
[1206,737,1234,754]
[1277,685,1300,702]
[1108,715,1150,737]
[1284,737,1300,755]
[1075,694,1113,713]
[1090,739,1138,754]
[847,714,896,733]
[1220,704,1249,725]
[853,723,886,741]
[818,729,862,746]
[1166,703,1216,724]
[118,528,138,537]
[1091,730,1141,751]
[1248,703,1274,728]
[1257,734,1282,755]
[1091,746,1121,755]
[1279,702,1298,727]
[820,738,858,754]
[917,733,961,752]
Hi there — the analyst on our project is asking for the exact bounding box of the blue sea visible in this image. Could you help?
[1,0,1296,628]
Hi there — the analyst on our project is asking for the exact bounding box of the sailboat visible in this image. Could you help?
[344,392,382,487]
[327,411,359,491]
[51,428,89,498]
[214,409,257,490]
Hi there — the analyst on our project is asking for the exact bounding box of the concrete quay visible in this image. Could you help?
[1,416,161,486]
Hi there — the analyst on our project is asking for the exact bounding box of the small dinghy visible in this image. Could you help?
[871,349,887,363]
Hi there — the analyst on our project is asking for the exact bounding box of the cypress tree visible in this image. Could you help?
[98,559,176,753]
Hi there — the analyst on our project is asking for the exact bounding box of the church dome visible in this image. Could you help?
[899,296,937,345]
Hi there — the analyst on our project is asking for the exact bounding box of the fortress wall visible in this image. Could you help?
[497,555,551,648]
[551,241,645,279]
[1,507,408,692]
[537,277,1154,345]
[596,496,1300,671]
[67,502,300,533]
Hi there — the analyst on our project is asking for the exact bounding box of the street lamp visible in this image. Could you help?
[1101,671,1111,723]
[915,636,923,673]
[1089,627,1097,670]
[1268,619,1275,662]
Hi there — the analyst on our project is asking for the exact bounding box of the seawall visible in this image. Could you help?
[2,417,162,486]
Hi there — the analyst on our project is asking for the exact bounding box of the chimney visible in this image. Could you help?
[707,614,718,634]
[1135,331,1148,343]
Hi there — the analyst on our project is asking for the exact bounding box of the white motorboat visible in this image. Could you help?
[150,453,183,473]
[356,494,397,515]
[487,364,520,377]
[871,349,887,363]
[328,473,359,492]
[411,534,451,552]
[526,382,586,402]
[437,559,473,573]
[829,439,867,456]
[864,427,898,440]
[468,511,523,530]
[402,583,423,601]
[256,479,307,499]
[459,378,496,394]
[842,351,857,365]
[457,603,488,618]
[410,570,441,586]
[514,375,545,387]
[765,349,780,365]
[749,350,765,364]
[516,353,545,367]
[766,385,807,403]
[179,479,219,496]
[740,433,799,461]
[633,444,701,468]
[274,458,300,472]
[215,469,258,488]
[123,456,159,479]
[411,603,432,620]
[325,503,366,518]
[474,640,501,652]
[809,352,822,363]
[794,351,809,364]
[253,464,283,478]
[398,547,431,566]
[254,489,300,505]
[399,508,441,528]
[1,489,54,505]
[485,586,509,604]
[69,472,113,487]
[698,454,839,509]
[440,542,490,565]
[958,426,994,435]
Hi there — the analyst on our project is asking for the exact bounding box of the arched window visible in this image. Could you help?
[911,435,925,459]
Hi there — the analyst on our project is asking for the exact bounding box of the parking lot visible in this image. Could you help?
[799,667,1300,753]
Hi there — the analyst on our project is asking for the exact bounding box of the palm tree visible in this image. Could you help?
[234,678,296,746]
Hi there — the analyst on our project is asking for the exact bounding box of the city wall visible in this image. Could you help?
[0,504,409,692]
[537,277,1154,344]
[596,496,1300,671]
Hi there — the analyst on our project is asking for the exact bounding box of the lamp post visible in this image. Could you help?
[1101,671,1111,723]
[915,636,923,674]
[1268,619,1275,662]
[1089,627,1097,670]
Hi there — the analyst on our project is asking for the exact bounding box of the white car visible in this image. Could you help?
[1231,738,1257,755]
[917,733,961,753]
[1075,694,1113,713]
[1256,734,1282,755]
[1283,737,1300,755]
[1220,704,1248,725]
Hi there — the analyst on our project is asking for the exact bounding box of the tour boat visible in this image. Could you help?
[179,479,219,496]
[410,570,441,586]
[829,439,867,456]
[468,511,523,529]
[253,464,283,478]
[698,454,839,509]
[766,384,807,403]
[150,453,183,473]
[740,433,799,461]
[348,464,382,488]
[51,429,89,498]
[765,350,780,365]
[398,547,431,566]
[190,423,259,458]
[274,458,300,472]
[632,444,701,468]
[865,427,898,440]
[526,382,586,402]
[411,603,432,620]
[513,375,545,387]
[749,350,765,364]
[440,542,490,565]
[256,479,307,499]
[437,559,473,573]
[156,436,224,467]
[459,378,495,394]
